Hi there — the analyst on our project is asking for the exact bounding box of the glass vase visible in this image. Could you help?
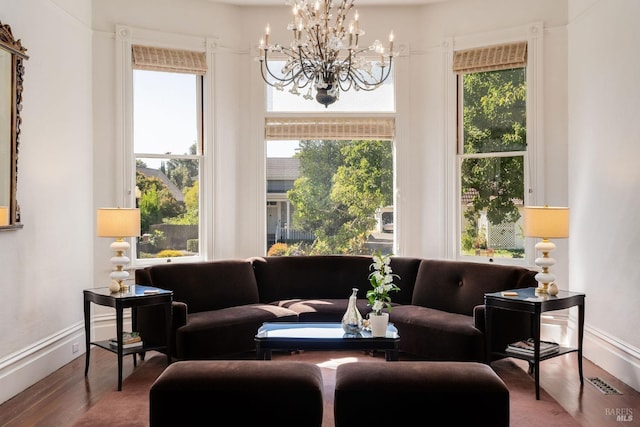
[342,288,363,335]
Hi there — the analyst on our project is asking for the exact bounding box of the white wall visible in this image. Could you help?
[0,0,93,404]
[568,0,640,390]
[1,0,638,407]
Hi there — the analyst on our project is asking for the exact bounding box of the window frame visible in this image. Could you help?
[115,25,214,266]
[445,22,544,266]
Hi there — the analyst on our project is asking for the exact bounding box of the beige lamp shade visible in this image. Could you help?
[0,206,8,226]
[96,208,141,238]
[523,206,569,239]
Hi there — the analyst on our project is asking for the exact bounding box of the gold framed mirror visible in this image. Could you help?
[0,21,27,231]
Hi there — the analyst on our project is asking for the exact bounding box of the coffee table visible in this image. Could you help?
[255,322,400,361]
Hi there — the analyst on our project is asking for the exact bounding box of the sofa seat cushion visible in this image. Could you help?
[389,304,484,361]
[176,303,298,359]
[272,298,376,322]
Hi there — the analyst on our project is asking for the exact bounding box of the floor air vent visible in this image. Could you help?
[586,377,623,395]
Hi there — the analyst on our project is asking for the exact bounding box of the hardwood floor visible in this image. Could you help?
[510,355,639,426]
[0,349,638,426]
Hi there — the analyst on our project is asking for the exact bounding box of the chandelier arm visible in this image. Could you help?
[261,64,305,88]
[346,63,392,90]
[259,61,281,88]
[322,1,329,49]
[311,25,325,65]
[261,51,303,85]
[340,56,393,90]
[297,47,323,84]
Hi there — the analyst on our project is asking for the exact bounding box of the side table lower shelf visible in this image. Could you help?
[505,346,578,362]
[90,340,168,357]
[501,346,579,374]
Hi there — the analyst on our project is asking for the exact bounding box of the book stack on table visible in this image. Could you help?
[506,338,559,357]
[109,332,143,349]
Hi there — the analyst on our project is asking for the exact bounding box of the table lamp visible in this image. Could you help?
[0,206,8,226]
[97,207,141,292]
[523,206,569,294]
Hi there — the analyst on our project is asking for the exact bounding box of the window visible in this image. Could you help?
[265,119,395,256]
[130,45,206,263]
[455,42,528,260]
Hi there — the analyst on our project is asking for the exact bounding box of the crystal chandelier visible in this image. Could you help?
[258,0,396,108]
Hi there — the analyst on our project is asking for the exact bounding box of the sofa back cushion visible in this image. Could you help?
[412,259,537,315]
[252,255,421,305]
[384,257,422,305]
[252,256,372,303]
[146,260,260,313]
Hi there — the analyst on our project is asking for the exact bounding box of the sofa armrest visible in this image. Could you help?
[473,304,485,331]
[475,303,532,361]
[172,301,188,329]
[135,300,189,358]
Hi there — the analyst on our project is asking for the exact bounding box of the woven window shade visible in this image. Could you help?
[453,41,527,74]
[265,118,395,141]
[132,45,207,75]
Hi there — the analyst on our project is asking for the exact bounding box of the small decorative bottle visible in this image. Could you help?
[342,288,363,334]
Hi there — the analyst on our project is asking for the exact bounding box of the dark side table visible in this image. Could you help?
[484,287,585,400]
[84,285,173,391]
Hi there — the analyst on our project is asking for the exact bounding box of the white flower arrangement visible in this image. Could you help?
[366,251,400,316]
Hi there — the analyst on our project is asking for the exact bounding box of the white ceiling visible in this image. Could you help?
[208,0,444,5]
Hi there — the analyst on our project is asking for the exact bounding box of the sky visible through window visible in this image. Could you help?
[133,70,198,168]
[267,140,299,157]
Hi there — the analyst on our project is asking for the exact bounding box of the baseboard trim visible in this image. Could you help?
[583,324,640,392]
[0,313,133,406]
[0,322,85,405]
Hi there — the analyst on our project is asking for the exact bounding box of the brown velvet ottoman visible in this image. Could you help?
[334,361,509,427]
[149,360,324,427]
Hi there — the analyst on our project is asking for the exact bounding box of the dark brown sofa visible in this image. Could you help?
[134,255,536,362]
